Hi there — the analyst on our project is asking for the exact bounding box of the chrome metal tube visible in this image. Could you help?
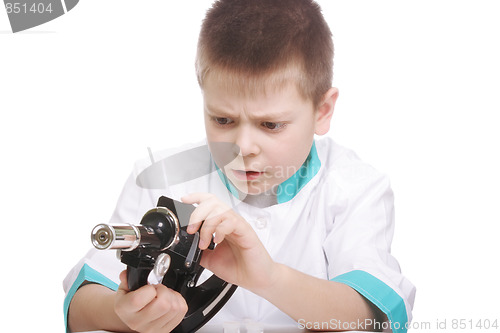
[91,224,141,251]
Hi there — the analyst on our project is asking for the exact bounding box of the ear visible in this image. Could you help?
[314,87,339,135]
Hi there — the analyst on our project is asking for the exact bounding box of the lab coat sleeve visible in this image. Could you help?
[323,170,416,333]
[62,249,124,332]
[62,165,160,332]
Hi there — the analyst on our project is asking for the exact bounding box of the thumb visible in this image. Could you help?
[118,270,130,293]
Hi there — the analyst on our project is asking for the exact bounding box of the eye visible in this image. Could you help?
[262,122,286,131]
[213,117,233,126]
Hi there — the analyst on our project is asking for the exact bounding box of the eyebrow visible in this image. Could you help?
[205,104,293,121]
[205,105,236,118]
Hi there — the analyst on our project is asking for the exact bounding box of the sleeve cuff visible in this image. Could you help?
[63,263,119,332]
[331,270,409,333]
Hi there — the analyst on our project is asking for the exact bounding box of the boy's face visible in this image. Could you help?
[203,77,333,195]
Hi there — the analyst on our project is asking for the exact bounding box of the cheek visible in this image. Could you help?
[205,120,238,142]
[205,127,215,141]
[205,123,224,142]
[264,142,305,176]
[264,132,313,176]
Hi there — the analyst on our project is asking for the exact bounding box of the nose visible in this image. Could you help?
[234,125,260,157]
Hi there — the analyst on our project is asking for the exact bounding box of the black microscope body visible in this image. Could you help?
[91,196,237,333]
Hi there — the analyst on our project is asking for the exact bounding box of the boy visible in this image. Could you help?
[64,0,415,332]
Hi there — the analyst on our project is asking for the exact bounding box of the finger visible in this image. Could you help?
[135,285,180,324]
[181,192,214,205]
[183,193,232,223]
[198,213,225,249]
[186,196,219,232]
[120,284,157,313]
[115,272,130,316]
[115,283,158,330]
[186,204,211,234]
[198,241,234,276]
[149,285,188,327]
[200,206,246,249]
[162,299,188,331]
[213,219,236,244]
[133,286,187,333]
[183,192,231,221]
[162,287,189,329]
[182,193,205,233]
[118,270,129,292]
[187,220,202,234]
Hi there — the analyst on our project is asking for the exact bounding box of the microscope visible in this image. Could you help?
[91,196,237,332]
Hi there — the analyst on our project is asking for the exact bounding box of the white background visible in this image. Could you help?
[1,0,499,331]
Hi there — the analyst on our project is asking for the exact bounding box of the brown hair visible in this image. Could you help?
[196,0,334,108]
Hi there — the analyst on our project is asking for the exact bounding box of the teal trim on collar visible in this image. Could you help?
[214,142,321,204]
[276,141,320,204]
[63,264,118,332]
[332,270,409,333]
[215,164,240,199]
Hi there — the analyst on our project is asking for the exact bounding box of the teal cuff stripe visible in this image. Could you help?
[276,141,320,204]
[331,270,408,333]
[63,264,119,332]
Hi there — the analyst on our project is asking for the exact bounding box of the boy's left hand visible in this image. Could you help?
[181,193,278,295]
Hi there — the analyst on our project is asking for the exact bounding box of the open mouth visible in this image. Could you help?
[231,170,264,181]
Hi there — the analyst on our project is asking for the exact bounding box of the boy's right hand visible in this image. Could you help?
[114,270,188,333]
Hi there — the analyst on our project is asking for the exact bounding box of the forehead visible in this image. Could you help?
[201,65,308,101]
[203,73,313,116]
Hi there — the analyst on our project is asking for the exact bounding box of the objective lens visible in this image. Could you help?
[91,224,141,251]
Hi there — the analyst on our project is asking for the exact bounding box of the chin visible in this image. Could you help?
[240,183,276,196]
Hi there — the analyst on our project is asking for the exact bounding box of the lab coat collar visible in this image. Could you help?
[215,141,321,207]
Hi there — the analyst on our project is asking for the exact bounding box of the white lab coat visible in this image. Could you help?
[63,137,415,332]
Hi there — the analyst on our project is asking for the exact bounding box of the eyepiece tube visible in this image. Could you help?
[91,224,141,251]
